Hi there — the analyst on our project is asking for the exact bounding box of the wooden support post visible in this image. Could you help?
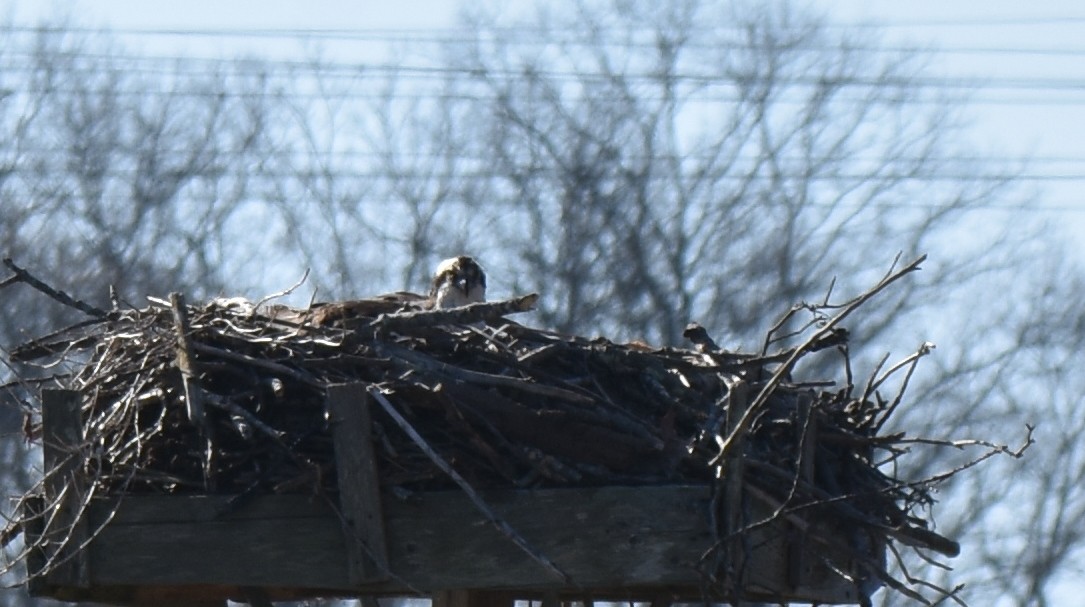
[432,590,514,607]
[789,392,818,591]
[326,383,389,585]
[169,292,205,426]
[240,586,273,607]
[432,590,467,607]
[36,388,89,589]
[723,380,749,603]
[170,292,217,493]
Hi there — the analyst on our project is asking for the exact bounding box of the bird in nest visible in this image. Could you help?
[429,255,487,309]
[270,255,487,327]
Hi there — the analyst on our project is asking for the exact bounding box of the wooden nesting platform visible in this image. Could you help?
[25,388,876,607]
[6,268,963,606]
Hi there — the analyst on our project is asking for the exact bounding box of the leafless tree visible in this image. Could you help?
[1,1,1081,605]
[885,249,1085,607]
[262,56,500,302]
[0,23,280,606]
[1,25,275,313]
[359,1,1074,604]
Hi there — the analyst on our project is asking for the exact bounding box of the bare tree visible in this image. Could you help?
[355,0,1027,354]
[359,1,1070,604]
[0,23,281,606]
[1,25,276,311]
[888,249,1085,607]
[1,2,1081,605]
[264,57,501,301]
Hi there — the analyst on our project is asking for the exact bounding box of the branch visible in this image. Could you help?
[366,384,572,584]
[371,293,539,332]
[375,342,595,405]
[2,258,107,318]
[713,255,926,464]
[252,267,311,312]
[191,342,323,387]
[871,341,937,432]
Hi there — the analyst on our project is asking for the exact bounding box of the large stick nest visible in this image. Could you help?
[3,255,1021,604]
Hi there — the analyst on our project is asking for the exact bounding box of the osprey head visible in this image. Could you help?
[430,255,487,309]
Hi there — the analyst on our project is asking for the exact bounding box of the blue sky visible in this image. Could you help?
[9,0,1082,247]
[831,1,1084,223]
[4,2,1084,603]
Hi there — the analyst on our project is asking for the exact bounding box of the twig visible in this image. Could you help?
[367,383,572,585]
[2,258,107,318]
[252,268,311,312]
[191,342,323,387]
[872,342,936,432]
[713,255,926,465]
[376,342,595,405]
[741,458,961,556]
[862,352,893,405]
[8,318,110,362]
[893,425,1035,492]
[371,293,539,332]
[203,392,285,442]
[887,542,968,606]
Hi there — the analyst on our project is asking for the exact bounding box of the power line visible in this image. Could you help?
[0,146,1077,175]
[10,18,1085,35]
[3,49,1085,93]
[1,147,1069,165]
[0,166,1075,182]
[837,16,1085,28]
[8,24,1085,57]
[0,27,1081,194]
[4,190,1080,213]
[5,62,1085,99]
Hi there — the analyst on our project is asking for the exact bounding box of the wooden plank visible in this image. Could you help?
[170,292,216,493]
[85,496,349,589]
[386,485,712,592]
[36,388,89,589]
[74,487,708,591]
[432,589,469,607]
[433,589,514,607]
[790,392,817,592]
[326,383,389,584]
[28,485,869,605]
[23,494,46,596]
[723,380,749,598]
[169,291,205,426]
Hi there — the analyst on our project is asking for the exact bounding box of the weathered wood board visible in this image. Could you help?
[26,484,870,606]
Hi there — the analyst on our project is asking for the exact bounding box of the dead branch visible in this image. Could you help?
[714,255,926,464]
[371,293,540,333]
[376,342,595,405]
[2,258,107,318]
[367,384,571,584]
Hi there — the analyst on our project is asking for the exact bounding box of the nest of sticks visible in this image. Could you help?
[2,255,1024,604]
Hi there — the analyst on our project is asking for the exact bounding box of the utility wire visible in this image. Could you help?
[6,24,1085,56]
[1,52,1084,93]
[0,168,1072,182]
[4,192,1080,213]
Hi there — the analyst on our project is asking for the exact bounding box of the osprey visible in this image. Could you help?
[429,255,487,309]
[271,255,488,328]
